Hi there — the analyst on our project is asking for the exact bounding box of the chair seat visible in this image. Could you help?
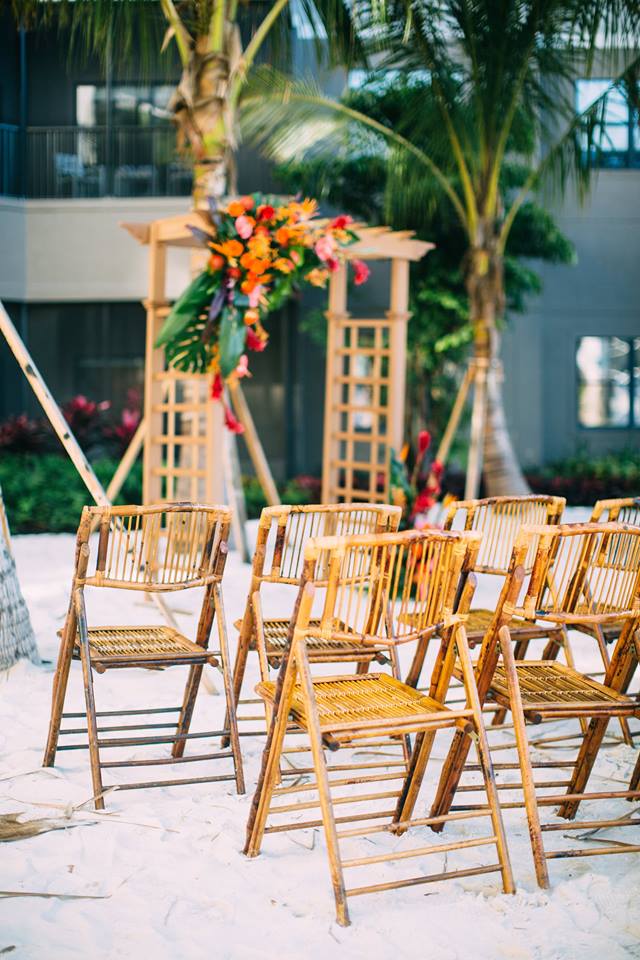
[72,625,214,666]
[488,661,636,712]
[257,673,458,732]
[235,616,389,660]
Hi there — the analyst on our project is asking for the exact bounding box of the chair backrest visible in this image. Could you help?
[300,528,481,646]
[75,503,232,591]
[444,495,565,575]
[591,497,640,527]
[251,503,402,587]
[516,522,640,624]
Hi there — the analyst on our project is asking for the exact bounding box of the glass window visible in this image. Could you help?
[576,336,639,428]
[576,78,637,168]
[76,85,173,127]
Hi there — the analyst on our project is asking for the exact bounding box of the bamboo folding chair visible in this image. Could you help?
[427,522,640,887]
[43,503,244,809]
[227,503,401,741]
[244,528,514,926]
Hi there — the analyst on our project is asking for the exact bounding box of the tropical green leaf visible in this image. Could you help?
[219,307,247,378]
[155,271,217,348]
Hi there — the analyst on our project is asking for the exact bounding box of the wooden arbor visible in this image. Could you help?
[322,229,433,504]
[123,214,433,514]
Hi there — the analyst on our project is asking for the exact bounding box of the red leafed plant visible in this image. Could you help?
[389,430,445,528]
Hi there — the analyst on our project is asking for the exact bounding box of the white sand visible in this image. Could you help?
[1,512,640,959]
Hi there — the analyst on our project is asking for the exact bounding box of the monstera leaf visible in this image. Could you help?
[156,271,218,348]
[219,308,247,378]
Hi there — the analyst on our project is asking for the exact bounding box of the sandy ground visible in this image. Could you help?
[1,510,640,959]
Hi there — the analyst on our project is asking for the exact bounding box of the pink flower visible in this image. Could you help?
[248,284,263,309]
[235,354,250,378]
[315,235,336,262]
[352,259,370,286]
[235,215,254,239]
[290,250,301,264]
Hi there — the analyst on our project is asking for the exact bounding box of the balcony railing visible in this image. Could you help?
[0,124,193,199]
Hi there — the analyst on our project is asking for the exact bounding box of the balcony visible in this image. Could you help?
[0,123,192,199]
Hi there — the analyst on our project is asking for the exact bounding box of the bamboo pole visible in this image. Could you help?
[228,379,280,507]
[465,358,489,499]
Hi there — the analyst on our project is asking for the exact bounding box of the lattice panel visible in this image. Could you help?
[326,317,392,503]
[146,366,216,503]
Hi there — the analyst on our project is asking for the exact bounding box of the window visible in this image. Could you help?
[576,336,640,428]
[576,79,639,169]
[76,85,174,127]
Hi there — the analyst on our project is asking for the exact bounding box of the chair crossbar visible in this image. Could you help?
[342,834,498,869]
[96,729,226,748]
[347,863,502,898]
[62,706,181,718]
[273,771,406,796]
[109,774,236,791]
[100,751,233,768]
[264,809,397,835]
[269,789,401,815]
[541,816,640,832]
[545,844,640,859]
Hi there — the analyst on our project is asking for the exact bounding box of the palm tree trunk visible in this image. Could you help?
[467,240,530,497]
[0,485,38,671]
[170,27,242,207]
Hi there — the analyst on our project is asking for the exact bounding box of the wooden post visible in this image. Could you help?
[143,224,167,505]
[228,380,280,507]
[388,258,410,451]
[322,264,348,503]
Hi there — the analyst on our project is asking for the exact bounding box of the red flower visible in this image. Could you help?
[330,214,353,230]
[351,259,370,286]
[257,204,275,221]
[246,328,267,352]
[224,406,245,434]
[326,256,340,273]
[211,373,223,400]
[432,458,444,477]
[418,430,431,454]
[227,267,241,279]
[413,492,435,515]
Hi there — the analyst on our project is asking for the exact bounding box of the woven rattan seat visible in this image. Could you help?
[234,615,386,660]
[488,661,634,710]
[258,673,453,730]
[75,625,214,666]
[465,608,555,634]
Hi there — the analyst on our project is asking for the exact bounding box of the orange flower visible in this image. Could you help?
[227,200,245,217]
[248,257,271,276]
[244,309,259,325]
[274,257,295,274]
[241,278,257,295]
[211,238,244,260]
[248,234,271,259]
[306,267,329,287]
[275,226,290,246]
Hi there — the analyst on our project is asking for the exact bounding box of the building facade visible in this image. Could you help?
[0,18,638,482]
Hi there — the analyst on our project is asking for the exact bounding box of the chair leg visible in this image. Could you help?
[244,648,299,858]
[393,729,438,831]
[296,645,350,927]
[490,637,531,728]
[222,617,253,750]
[498,627,548,888]
[78,635,105,811]
[43,613,75,768]
[556,715,612,821]
[591,625,632,746]
[213,585,245,795]
[172,664,203,760]
[629,750,640,794]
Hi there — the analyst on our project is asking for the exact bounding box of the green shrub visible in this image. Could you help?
[0,452,321,532]
[526,449,640,506]
[0,453,142,533]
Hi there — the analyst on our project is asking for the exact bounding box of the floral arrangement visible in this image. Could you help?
[156,193,370,432]
[389,430,445,528]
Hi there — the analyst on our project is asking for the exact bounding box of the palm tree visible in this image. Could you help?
[241,0,640,495]
[8,0,362,204]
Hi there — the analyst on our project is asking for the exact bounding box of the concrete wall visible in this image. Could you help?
[501,169,640,467]
[0,197,191,302]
